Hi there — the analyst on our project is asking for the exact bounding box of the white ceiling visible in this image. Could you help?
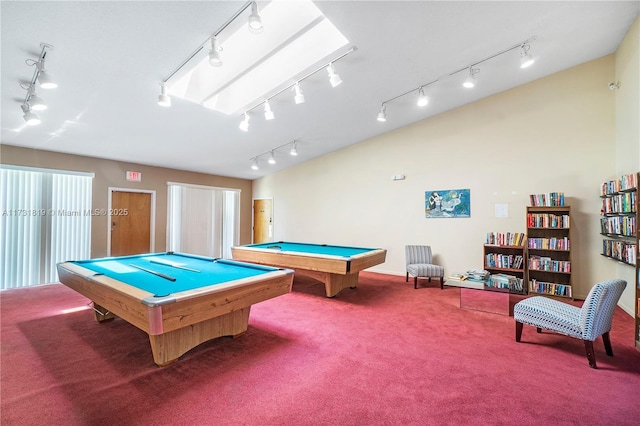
[2,1,638,180]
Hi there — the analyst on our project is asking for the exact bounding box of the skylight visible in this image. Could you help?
[167,0,350,115]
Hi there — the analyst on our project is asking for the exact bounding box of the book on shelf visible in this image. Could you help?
[601,192,637,214]
[527,213,570,228]
[602,240,637,265]
[485,253,523,269]
[485,232,525,246]
[528,255,571,273]
[600,216,637,236]
[601,173,638,196]
[529,192,565,207]
[529,279,572,297]
[488,273,524,293]
[528,237,570,250]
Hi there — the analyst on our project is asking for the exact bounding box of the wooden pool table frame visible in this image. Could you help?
[231,244,386,298]
[57,260,294,366]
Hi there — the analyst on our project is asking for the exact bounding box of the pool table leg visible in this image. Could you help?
[148,307,251,367]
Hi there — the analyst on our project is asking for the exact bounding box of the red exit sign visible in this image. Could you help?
[126,171,142,182]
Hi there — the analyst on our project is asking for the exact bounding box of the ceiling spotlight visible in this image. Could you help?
[294,82,305,104]
[417,87,429,107]
[263,100,274,120]
[209,37,223,67]
[29,92,47,111]
[251,159,259,170]
[239,112,250,131]
[248,2,263,34]
[377,104,387,122]
[463,67,479,89]
[327,63,342,87]
[520,44,535,69]
[35,60,57,89]
[21,104,40,126]
[268,151,276,164]
[290,141,298,156]
[158,83,171,107]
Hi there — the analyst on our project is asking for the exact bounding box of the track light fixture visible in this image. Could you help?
[235,47,356,132]
[294,82,305,104]
[377,104,387,122]
[263,100,275,120]
[327,62,342,87]
[19,43,56,126]
[417,87,429,107]
[248,2,263,34]
[239,112,250,131]
[158,83,171,107]
[462,67,480,89]
[519,43,535,69]
[209,37,223,67]
[375,37,536,122]
[249,140,302,170]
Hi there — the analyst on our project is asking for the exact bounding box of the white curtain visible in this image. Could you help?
[0,166,93,289]
[167,183,239,258]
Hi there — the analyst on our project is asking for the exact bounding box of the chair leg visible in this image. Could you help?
[536,327,542,334]
[414,276,418,289]
[515,321,523,342]
[440,277,444,290]
[584,340,597,369]
[406,272,409,282]
[602,332,613,357]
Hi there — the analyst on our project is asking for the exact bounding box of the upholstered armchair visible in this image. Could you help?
[513,279,626,369]
[405,245,445,289]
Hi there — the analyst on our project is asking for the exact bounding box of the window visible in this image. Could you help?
[167,182,240,258]
[0,165,93,289]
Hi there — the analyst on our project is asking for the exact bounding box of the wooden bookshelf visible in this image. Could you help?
[526,206,572,299]
[483,232,526,295]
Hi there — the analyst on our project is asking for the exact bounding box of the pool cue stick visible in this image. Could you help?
[129,264,176,281]
[149,259,200,273]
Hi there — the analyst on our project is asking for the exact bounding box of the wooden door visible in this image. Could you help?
[253,199,272,243]
[111,191,152,256]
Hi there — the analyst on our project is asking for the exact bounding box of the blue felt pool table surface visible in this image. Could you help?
[244,242,375,257]
[72,252,280,297]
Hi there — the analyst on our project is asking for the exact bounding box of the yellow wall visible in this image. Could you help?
[254,55,626,307]
[0,145,254,258]
[614,14,640,314]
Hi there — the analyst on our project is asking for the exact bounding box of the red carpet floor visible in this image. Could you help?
[1,272,639,425]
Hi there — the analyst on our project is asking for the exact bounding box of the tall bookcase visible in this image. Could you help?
[526,206,572,299]
[483,232,527,294]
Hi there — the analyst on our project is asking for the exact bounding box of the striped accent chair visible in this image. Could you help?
[405,245,444,289]
[514,279,626,369]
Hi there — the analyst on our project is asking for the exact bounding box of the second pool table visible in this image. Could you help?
[57,252,294,366]
[231,242,386,297]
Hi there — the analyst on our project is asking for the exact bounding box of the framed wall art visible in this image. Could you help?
[425,189,470,218]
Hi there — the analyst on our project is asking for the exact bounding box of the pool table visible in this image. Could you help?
[56,252,294,366]
[231,242,386,297]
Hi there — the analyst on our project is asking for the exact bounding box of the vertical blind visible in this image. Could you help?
[1,166,93,289]
[167,183,240,258]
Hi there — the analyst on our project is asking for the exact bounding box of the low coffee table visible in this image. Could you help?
[460,286,511,316]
